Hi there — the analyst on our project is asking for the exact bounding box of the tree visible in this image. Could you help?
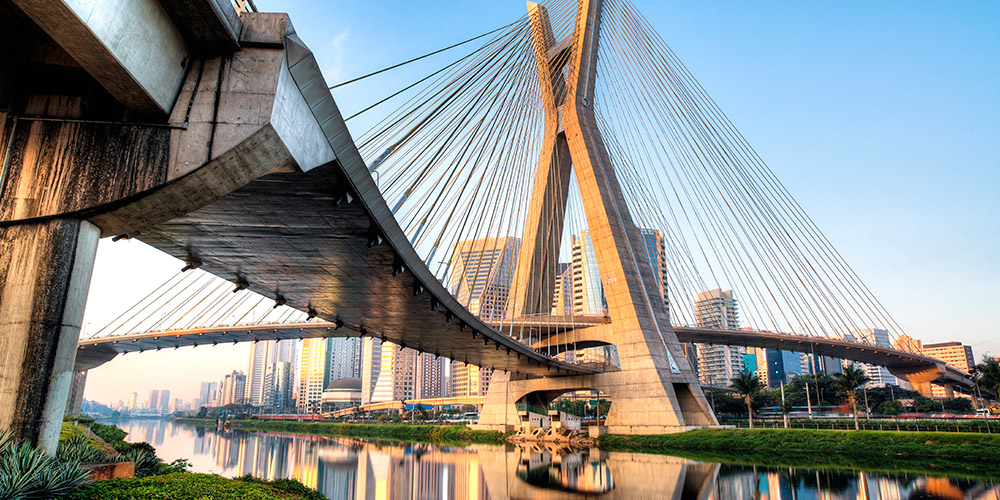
[976,356,1000,399]
[196,406,208,419]
[914,396,939,413]
[879,400,904,416]
[832,364,870,430]
[730,372,763,429]
[942,397,974,414]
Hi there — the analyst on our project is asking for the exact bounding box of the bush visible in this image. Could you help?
[66,473,320,500]
[88,423,127,446]
[0,430,91,499]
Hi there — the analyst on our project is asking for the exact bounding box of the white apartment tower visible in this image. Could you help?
[693,289,746,386]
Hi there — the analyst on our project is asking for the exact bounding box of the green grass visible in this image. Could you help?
[179,419,507,444]
[66,473,325,500]
[598,428,1000,478]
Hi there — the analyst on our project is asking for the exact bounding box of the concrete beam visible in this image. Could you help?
[12,0,189,115]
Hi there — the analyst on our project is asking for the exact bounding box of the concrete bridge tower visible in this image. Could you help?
[479,0,718,433]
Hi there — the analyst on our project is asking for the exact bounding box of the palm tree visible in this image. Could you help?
[833,364,870,430]
[730,371,763,429]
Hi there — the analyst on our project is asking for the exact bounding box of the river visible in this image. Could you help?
[116,419,998,499]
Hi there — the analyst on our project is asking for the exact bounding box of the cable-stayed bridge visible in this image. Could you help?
[0,0,965,449]
[75,269,972,398]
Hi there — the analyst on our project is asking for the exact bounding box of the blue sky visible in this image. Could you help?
[83,1,999,404]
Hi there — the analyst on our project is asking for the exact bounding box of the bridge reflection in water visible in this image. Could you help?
[119,420,998,499]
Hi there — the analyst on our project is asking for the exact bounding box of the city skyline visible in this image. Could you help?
[79,0,998,405]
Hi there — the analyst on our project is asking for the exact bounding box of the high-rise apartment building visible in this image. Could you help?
[451,361,492,397]
[147,389,160,410]
[371,342,420,402]
[571,231,605,316]
[922,342,976,373]
[694,289,745,386]
[450,237,519,322]
[220,371,246,406]
[127,392,137,410]
[415,353,448,399]
[551,263,573,316]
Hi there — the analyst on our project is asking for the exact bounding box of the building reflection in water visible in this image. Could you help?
[116,421,999,499]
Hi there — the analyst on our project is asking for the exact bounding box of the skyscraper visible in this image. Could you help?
[246,340,273,405]
[158,390,171,414]
[147,389,160,410]
[247,339,298,407]
[199,382,217,409]
[450,237,519,322]
[694,289,745,386]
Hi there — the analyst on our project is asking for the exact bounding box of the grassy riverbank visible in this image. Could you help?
[598,428,1000,478]
[175,418,507,444]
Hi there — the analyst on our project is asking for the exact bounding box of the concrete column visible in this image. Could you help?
[65,370,89,417]
[0,219,99,454]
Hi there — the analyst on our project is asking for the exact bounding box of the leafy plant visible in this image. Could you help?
[0,430,91,499]
[56,434,122,464]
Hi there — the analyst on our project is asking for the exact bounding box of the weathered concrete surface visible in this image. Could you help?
[0,219,98,453]
[11,0,189,114]
[0,11,335,447]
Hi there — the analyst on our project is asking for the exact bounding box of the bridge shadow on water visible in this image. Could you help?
[118,419,999,499]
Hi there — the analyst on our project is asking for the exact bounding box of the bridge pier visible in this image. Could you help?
[0,220,99,453]
[65,370,89,417]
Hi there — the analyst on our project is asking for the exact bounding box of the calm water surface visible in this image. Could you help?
[116,419,998,499]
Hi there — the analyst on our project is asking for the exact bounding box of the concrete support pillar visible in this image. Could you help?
[0,219,99,453]
[941,384,955,400]
[65,370,88,417]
